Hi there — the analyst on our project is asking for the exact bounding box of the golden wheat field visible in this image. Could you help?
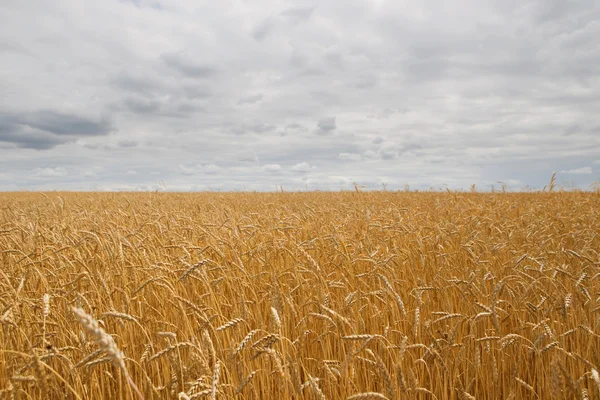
[1,191,599,400]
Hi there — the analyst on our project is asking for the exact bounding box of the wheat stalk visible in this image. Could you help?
[71,307,144,400]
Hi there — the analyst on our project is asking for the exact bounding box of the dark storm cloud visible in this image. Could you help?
[18,110,112,136]
[0,110,113,149]
[0,124,67,150]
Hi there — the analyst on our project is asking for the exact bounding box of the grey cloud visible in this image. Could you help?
[368,108,408,120]
[289,50,307,69]
[299,68,326,77]
[238,152,260,163]
[161,52,217,78]
[174,103,204,115]
[364,150,378,159]
[0,40,30,55]
[112,73,159,96]
[252,17,275,41]
[378,147,399,160]
[231,121,276,135]
[286,123,305,130]
[113,71,212,102]
[533,0,593,23]
[118,140,138,148]
[114,95,204,118]
[323,52,344,69]
[316,117,336,135]
[280,7,315,23]
[0,110,113,150]
[0,119,19,134]
[285,123,308,135]
[563,125,582,136]
[310,91,340,105]
[183,86,211,99]
[18,110,112,136]
[254,7,314,42]
[0,125,67,150]
[82,142,117,151]
[353,74,377,89]
[237,94,263,105]
[122,97,161,114]
[377,142,424,160]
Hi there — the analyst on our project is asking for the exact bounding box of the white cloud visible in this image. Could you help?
[593,160,600,165]
[32,167,67,178]
[204,164,221,174]
[179,164,196,176]
[291,162,311,172]
[263,164,281,173]
[238,152,260,163]
[364,150,378,159]
[338,153,362,161]
[179,164,222,175]
[561,167,593,174]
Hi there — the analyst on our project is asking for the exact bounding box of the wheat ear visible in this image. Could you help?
[72,307,145,400]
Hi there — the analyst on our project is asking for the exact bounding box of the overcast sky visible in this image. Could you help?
[1,0,599,191]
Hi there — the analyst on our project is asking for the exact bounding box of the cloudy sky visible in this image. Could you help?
[1,0,599,191]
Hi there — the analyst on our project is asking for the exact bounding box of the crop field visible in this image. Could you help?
[0,191,599,399]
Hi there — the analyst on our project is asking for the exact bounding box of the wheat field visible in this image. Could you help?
[0,191,599,399]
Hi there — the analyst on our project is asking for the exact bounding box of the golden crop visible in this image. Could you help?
[0,191,599,399]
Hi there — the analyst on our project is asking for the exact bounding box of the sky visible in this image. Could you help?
[1,0,599,191]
